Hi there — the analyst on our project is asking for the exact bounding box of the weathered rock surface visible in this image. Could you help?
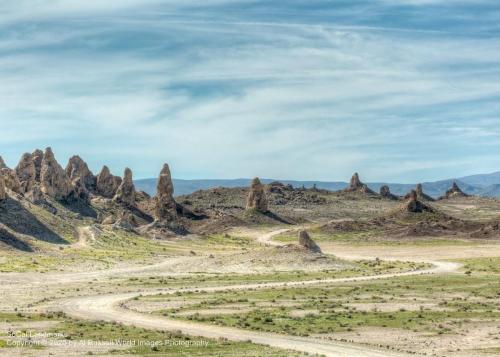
[70,176,90,202]
[40,147,73,200]
[246,177,268,212]
[0,173,6,201]
[298,230,322,253]
[404,190,434,213]
[1,168,21,193]
[113,168,136,206]
[112,210,137,231]
[66,156,96,191]
[26,183,45,203]
[349,173,362,190]
[32,149,44,181]
[154,164,177,221]
[416,183,435,201]
[441,182,468,199]
[345,173,375,194]
[380,185,399,200]
[96,166,121,198]
[0,156,7,170]
[15,153,37,194]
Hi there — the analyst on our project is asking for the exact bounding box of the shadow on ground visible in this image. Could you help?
[0,227,33,252]
[0,198,69,245]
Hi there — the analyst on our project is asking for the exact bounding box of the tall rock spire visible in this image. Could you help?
[40,147,72,200]
[66,155,96,191]
[154,164,177,221]
[246,177,268,212]
[96,165,121,198]
[113,168,136,206]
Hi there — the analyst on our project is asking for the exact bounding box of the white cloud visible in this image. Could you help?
[0,1,499,182]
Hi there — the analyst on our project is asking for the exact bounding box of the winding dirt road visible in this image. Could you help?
[46,228,462,357]
[74,226,96,248]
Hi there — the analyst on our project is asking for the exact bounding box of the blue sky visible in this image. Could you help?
[1,0,500,182]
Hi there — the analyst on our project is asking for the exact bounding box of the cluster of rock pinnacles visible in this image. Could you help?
[0,150,466,220]
[0,148,177,223]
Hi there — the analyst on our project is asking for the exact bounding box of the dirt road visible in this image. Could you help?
[47,228,463,357]
[73,226,95,248]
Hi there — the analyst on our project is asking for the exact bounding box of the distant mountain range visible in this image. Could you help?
[135,171,500,198]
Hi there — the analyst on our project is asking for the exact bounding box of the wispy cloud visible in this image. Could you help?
[0,1,499,182]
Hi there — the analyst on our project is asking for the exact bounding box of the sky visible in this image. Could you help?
[1,0,500,182]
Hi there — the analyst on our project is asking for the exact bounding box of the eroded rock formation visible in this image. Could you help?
[380,185,398,200]
[345,173,375,194]
[0,156,7,170]
[32,149,44,181]
[404,190,434,213]
[154,164,177,221]
[298,230,322,253]
[113,210,138,231]
[40,147,72,200]
[1,168,21,193]
[113,168,136,206]
[442,182,468,199]
[96,166,121,198]
[15,153,37,194]
[26,183,44,203]
[66,156,96,191]
[416,183,434,201]
[70,176,90,202]
[0,174,6,201]
[380,185,390,196]
[349,173,362,190]
[246,177,268,212]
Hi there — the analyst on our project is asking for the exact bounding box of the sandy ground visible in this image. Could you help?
[326,322,500,357]
[38,229,462,357]
[1,227,499,356]
[320,242,500,261]
[72,226,96,248]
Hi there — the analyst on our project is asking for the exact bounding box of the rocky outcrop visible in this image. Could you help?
[416,183,434,201]
[404,190,434,213]
[246,177,268,212]
[40,147,72,200]
[70,176,90,202]
[154,164,177,221]
[96,166,121,198]
[1,168,21,193]
[32,149,44,181]
[349,173,362,190]
[26,183,44,203]
[66,156,96,191]
[113,168,136,206]
[113,210,138,231]
[15,153,37,194]
[298,230,322,253]
[0,156,7,170]
[441,182,468,199]
[380,185,399,200]
[0,173,6,201]
[344,173,375,194]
